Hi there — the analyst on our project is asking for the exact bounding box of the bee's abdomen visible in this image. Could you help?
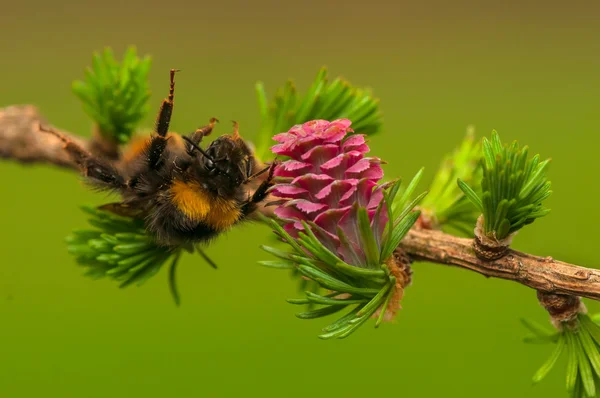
[146,198,220,247]
[169,180,242,231]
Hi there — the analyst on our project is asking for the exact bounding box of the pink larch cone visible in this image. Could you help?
[269,119,389,267]
[268,119,414,325]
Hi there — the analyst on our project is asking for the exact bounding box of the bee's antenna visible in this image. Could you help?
[183,136,236,180]
[243,158,279,184]
[243,164,270,184]
[182,136,214,162]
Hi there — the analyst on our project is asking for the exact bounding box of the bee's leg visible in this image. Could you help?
[185,118,218,156]
[148,69,180,170]
[232,120,240,139]
[240,161,278,216]
[155,68,179,138]
[39,125,126,190]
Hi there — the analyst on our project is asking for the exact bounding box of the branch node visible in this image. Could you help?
[376,248,413,322]
[537,291,586,330]
[473,215,516,261]
[390,248,413,287]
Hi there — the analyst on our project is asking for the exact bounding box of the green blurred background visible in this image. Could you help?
[1,0,599,396]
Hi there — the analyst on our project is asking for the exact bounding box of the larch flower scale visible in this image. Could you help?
[260,119,427,339]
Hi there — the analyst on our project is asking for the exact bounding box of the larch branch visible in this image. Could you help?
[2,104,598,303]
[400,228,600,301]
[0,105,87,169]
[0,105,120,168]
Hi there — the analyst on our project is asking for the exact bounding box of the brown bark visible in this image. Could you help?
[0,105,88,169]
[400,228,600,301]
[0,105,120,168]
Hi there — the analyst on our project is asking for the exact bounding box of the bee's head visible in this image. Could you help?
[183,123,256,193]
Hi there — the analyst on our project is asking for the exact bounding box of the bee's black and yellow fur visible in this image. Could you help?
[42,69,276,247]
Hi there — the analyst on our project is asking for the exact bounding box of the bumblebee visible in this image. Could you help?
[40,69,276,249]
